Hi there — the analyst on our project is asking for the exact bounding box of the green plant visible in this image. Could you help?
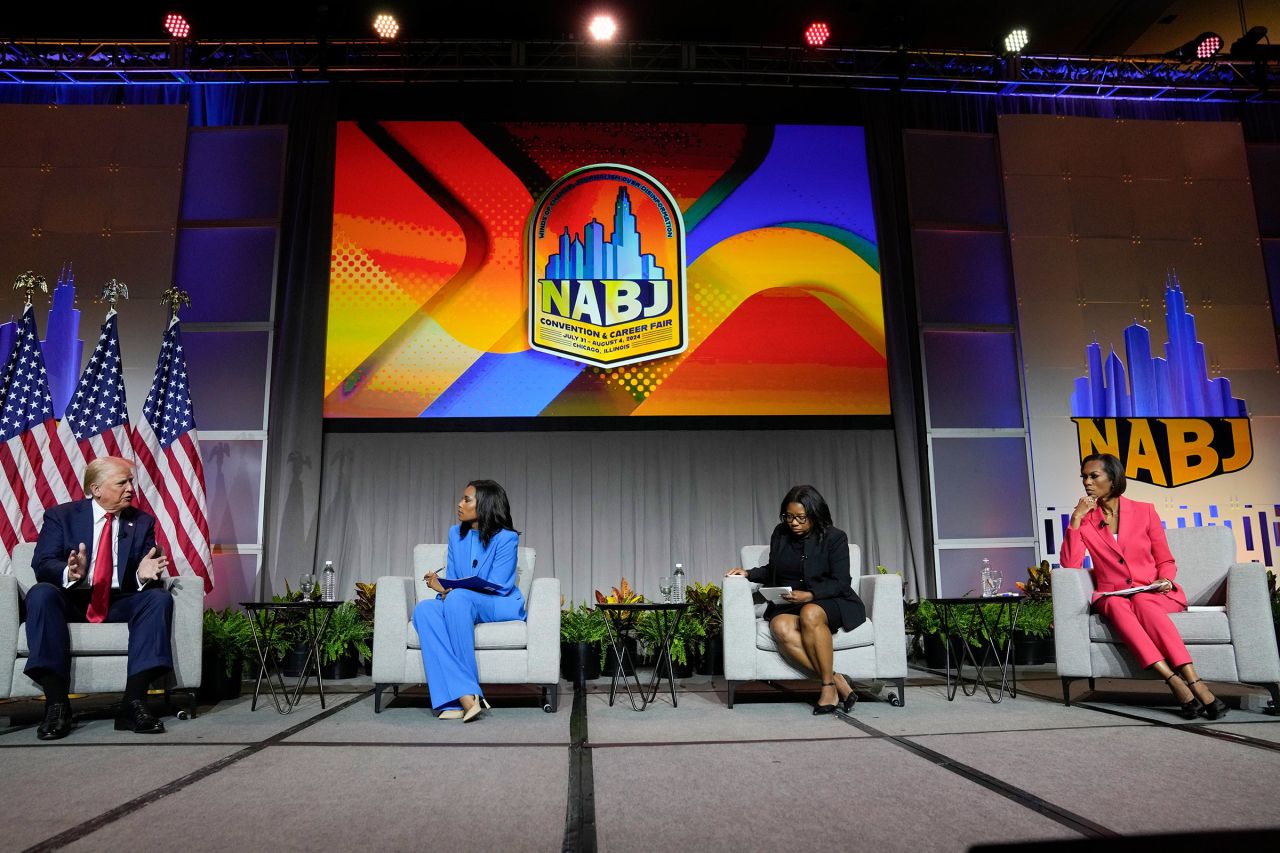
[354,581,376,627]
[560,603,609,645]
[202,607,254,677]
[1016,560,1053,602]
[318,602,373,666]
[1014,599,1054,639]
[684,581,722,655]
[635,609,705,667]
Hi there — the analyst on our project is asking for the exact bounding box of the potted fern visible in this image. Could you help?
[200,607,254,702]
[635,609,704,679]
[1012,560,1055,665]
[319,601,373,679]
[560,603,608,683]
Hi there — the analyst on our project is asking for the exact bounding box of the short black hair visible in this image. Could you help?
[1080,453,1127,497]
[779,484,834,537]
[463,479,520,546]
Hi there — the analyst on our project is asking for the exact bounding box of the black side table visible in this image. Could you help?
[597,603,688,711]
[926,596,1024,703]
[242,600,341,714]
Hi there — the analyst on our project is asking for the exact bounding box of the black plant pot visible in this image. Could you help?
[560,641,602,684]
[198,651,244,702]
[321,647,361,680]
[652,654,694,679]
[280,642,310,677]
[1012,631,1054,666]
[922,633,950,669]
[696,636,724,675]
[602,636,638,676]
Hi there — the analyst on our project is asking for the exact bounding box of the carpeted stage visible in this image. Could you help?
[2,668,1278,852]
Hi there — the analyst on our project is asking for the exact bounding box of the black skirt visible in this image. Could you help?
[763,596,864,634]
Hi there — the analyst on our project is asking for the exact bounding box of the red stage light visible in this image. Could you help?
[164,13,191,40]
[373,14,400,40]
[804,22,830,47]
[1196,34,1223,60]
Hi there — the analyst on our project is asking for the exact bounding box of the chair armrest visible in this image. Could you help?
[524,576,561,683]
[722,576,758,681]
[0,575,17,698]
[168,577,205,689]
[1226,563,1280,682]
[858,574,907,678]
[372,576,414,683]
[1051,568,1093,678]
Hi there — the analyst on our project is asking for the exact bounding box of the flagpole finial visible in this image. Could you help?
[12,271,49,307]
[160,286,191,321]
[100,279,129,310]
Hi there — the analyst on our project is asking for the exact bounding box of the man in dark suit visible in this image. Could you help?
[26,456,172,739]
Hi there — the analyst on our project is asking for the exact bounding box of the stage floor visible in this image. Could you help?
[2,667,1278,852]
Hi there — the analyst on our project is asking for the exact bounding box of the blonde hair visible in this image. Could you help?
[83,456,135,493]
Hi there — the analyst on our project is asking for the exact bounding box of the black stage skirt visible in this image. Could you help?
[762,596,865,634]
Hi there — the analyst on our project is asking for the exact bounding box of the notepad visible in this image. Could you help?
[759,586,794,603]
[1096,582,1164,598]
[436,576,503,594]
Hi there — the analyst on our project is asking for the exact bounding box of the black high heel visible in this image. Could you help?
[1165,673,1204,720]
[836,674,857,713]
[813,682,838,715]
[1186,678,1228,721]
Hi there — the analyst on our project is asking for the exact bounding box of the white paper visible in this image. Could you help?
[1096,582,1165,598]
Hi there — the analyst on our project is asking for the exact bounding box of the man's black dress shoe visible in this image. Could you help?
[37,702,73,740]
[114,699,166,734]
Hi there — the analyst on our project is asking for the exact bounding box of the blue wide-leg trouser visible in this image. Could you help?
[412,589,525,711]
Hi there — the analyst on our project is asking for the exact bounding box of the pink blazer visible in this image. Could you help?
[1058,495,1187,608]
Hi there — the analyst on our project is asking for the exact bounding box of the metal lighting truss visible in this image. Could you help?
[1,39,1277,100]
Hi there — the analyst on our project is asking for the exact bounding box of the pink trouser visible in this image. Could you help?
[1095,592,1190,669]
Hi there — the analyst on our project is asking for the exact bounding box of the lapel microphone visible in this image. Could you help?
[472,559,478,568]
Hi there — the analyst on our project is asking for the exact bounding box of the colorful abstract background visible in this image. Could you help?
[325,122,888,418]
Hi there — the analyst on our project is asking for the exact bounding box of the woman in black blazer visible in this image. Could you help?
[727,484,866,714]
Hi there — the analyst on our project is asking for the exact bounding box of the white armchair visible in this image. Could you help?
[723,543,908,708]
[1052,525,1280,711]
[0,542,205,717]
[371,544,561,713]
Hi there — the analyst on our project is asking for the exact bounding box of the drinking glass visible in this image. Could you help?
[299,574,316,600]
[988,570,1003,596]
[658,576,673,603]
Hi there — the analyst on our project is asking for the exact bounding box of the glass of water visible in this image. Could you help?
[658,576,673,603]
[299,574,316,600]
[988,570,1003,596]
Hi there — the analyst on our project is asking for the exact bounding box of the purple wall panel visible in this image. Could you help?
[183,331,269,431]
[937,548,1037,598]
[904,132,1004,227]
[914,229,1015,324]
[176,227,276,322]
[932,437,1034,539]
[200,439,264,545]
[180,127,286,221]
[923,331,1023,428]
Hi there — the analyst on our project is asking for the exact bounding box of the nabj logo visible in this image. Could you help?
[526,164,687,368]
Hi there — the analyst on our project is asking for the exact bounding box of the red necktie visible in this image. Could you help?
[87,513,113,623]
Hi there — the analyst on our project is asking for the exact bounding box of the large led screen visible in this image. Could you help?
[325,122,888,419]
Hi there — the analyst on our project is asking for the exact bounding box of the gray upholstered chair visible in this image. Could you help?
[371,544,560,713]
[0,541,204,716]
[1051,525,1280,710]
[722,543,908,708]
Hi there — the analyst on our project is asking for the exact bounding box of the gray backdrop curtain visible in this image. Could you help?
[313,430,912,605]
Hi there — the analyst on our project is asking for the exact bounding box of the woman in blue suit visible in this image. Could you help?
[413,480,525,722]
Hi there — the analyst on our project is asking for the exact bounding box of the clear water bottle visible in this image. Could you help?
[672,563,686,604]
[322,560,336,602]
[980,557,993,598]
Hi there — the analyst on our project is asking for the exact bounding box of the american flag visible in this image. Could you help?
[0,305,83,556]
[60,309,133,466]
[130,317,214,592]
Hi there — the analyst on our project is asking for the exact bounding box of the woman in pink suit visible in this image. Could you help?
[1059,453,1227,720]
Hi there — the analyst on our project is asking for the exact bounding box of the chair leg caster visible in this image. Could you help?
[890,678,905,707]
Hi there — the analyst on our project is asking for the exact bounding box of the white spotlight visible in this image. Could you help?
[1003,28,1029,55]
[588,14,618,42]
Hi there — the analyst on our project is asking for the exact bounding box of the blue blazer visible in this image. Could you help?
[31,499,159,593]
[445,524,525,614]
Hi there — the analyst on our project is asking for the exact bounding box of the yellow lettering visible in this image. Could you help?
[1221,418,1253,473]
[1161,418,1218,485]
[1073,418,1119,459]
[540,280,570,317]
[1124,419,1167,486]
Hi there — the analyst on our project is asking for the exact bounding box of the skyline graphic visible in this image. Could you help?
[1070,277,1247,418]
[544,187,666,281]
